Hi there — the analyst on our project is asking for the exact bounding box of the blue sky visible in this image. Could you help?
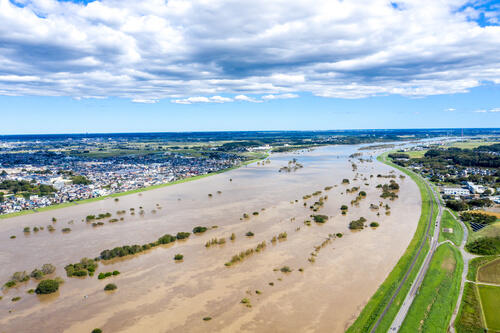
[0,0,499,134]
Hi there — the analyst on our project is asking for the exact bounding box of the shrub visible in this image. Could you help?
[193,226,208,234]
[342,179,350,184]
[158,234,176,244]
[174,254,184,261]
[245,231,254,237]
[33,227,39,232]
[104,283,117,291]
[65,258,98,277]
[4,281,16,288]
[370,222,380,227]
[10,235,16,239]
[252,211,259,216]
[280,266,292,273]
[62,228,71,233]
[230,233,236,241]
[12,271,29,282]
[312,215,328,223]
[11,297,21,302]
[176,232,190,240]
[340,205,348,211]
[30,269,44,280]
[92,329,102,333]
[35,279,60,294]
[465,237,500,255]
[336,233,343,238]
[112,270,120,276]
[359,191,367,197]
[23,227,30,233]
[40,264,55,275]
[203,317,212,321]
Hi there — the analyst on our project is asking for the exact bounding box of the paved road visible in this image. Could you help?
[448,209,475,333]
[388,178,442,332]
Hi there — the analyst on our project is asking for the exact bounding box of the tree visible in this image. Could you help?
[35,279,60,294]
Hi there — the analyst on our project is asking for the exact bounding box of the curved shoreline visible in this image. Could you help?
[0,156,268,220]
[347,151,437,332]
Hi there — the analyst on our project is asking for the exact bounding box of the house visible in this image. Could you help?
[443,187,470,196]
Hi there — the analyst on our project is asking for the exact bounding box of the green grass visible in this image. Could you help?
[467,255,500,281]
[468,222,500,243]
[455,282,486,333]
[477,257,500,284]
[439,210,464,246]
[477,284,500,331]
[400,243,463,332]
[406,150,427,158]
[0,154,268,220]
[347,152,436,333]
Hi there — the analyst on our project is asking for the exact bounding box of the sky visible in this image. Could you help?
[0,0,499,134]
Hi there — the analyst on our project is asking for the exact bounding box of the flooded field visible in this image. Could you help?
[0,145,421,332]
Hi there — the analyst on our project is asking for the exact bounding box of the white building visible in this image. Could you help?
[466,182,485,194]
[443,187,470,196]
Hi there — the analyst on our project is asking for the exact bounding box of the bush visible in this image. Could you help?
[23,227,30,233]
[65,258,98,277]
[466,237,500,255]
[176,232,190,240]
[340,205,348,211]
[446,200,468,211]
[30,269,44,280]
[312,215,328,223]
[193,226,207,234]
[35,279,60,294]
[280,266,292,273]
[174,254,184,261]
[92,329,102,333]
[61,228,71,233]
[104,283,117,291]
[4,280,16,288]
[11,297,21,302]
[370,222,380,227]
[245,231,254,237]
[41,264,56,275]
[157,234,176,244]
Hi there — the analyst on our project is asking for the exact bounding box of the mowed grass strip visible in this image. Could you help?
[455,282,486,333]
[477,257,500,284]
[347,152,435,332]
[399,243,463,332]
[477,285,500,331]
[439,210,464,246]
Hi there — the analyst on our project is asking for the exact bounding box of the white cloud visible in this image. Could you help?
[261,93,299,100]
[132,98,159,104]
[171,95,233,104]
[0,0,499,101]
[474,109,487,113]
[489,108,500,112]
[445,108,455,112]
[235,95,262,102]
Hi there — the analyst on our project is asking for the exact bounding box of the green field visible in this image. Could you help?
[439,210,464,246]
[468,222,500,243]
[477,258,500,284]
[406,150,427,158]
[467,255,500,281]
[0,154,268,220]
[455,282,486,333]
[477,284,500,331]
[347,152,437,332]
[400,243,463,332]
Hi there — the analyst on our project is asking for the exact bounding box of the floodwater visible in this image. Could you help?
[0,145,421,332]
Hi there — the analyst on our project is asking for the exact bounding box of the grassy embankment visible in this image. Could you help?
[0,153,268,220]
[439,210,464,246]
[399,243,463,332]
[347,152,437,332]
[455,282,486,333]
[476,258,500,284]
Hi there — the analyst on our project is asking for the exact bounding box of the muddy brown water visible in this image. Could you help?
[0,145,421,332]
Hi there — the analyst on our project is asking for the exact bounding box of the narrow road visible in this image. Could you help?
[388,178,442,331]
[448,209,474,333]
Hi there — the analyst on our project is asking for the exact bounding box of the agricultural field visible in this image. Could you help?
[439,210,463,246]
[400,243,463,332]
[468,222,500,243]
[455,282,486,333]
[477,285,500,331]
[477,257,500,284]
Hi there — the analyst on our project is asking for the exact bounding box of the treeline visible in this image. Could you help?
[0,180,56,196]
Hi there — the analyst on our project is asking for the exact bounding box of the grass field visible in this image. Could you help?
[400,243,463,332]
[439,210,464,246]
[468,222,500,243]
[347,152,436,333]
[477,257,500,284]
[477,284,500,331]
[455,282,486,333]
[443,141,500,150]
[467,255,500,281]
[0,154,268,220]
[406,150,427,158]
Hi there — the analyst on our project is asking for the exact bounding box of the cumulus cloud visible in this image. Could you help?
[262,93,299,100]
[171,96,233,104]
[0,0,499,101]
[445,108,456,112]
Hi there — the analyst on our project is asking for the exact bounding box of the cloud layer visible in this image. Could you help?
[0,0,499,101]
